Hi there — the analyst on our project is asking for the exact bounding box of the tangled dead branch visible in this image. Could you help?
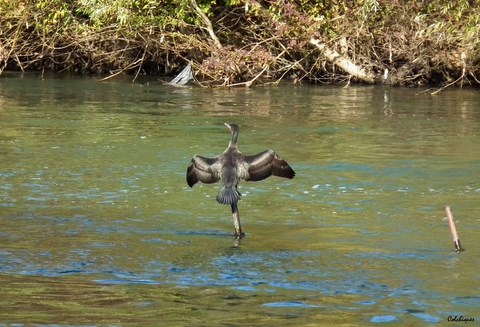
[0,1,478,88]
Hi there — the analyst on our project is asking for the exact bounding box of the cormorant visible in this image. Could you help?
[186,123,295,237]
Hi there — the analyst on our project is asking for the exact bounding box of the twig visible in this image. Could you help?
[431,55,467,95]
[445,206,464,252]
[190,0,222,49]
[99,57,143,81]
[469,72,480,84]
[223,64,269,87]
[431,74,464,95]
[132,44,149,82]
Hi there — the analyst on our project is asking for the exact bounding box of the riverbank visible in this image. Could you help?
[1,0,479,89]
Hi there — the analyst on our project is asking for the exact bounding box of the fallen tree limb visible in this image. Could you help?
[190,0,222,49]
[309,38,377,84]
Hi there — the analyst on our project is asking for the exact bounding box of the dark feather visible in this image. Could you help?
[272,156,296,179]
[244,150,295,181]
[186,155,220,187]
[216,187,242,204]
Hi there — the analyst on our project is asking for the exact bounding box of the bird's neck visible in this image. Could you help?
[229,131,239,148]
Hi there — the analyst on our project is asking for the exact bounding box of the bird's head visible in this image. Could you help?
[225,123,239,145]
[224,123,239,134]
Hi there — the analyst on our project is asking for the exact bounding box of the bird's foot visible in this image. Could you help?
[233,232,245,247]
[234,231,246,239]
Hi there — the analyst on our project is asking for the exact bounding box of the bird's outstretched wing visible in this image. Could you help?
[244,150,295,182]
[186,155,221,187]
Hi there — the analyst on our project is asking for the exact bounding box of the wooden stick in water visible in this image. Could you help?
[445,206,463,252]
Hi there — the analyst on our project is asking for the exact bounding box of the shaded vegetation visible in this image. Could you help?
[0,0,479,89]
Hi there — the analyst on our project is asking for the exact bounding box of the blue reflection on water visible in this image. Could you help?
[370,315,397,323]
[0,244,442,301]
[451,296,480,306]
[410,312,441,323]
[0,218,456,325]
[262,301,322,308]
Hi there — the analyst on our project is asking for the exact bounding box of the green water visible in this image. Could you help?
[1,73,479,326]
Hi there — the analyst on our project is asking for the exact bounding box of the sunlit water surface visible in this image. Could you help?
[1,73,479,326]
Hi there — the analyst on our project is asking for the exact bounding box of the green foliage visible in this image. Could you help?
[74,0,243,29]
[35,0,74,32]
[0,0,479,85]
[427,0,473,21]
[0,0,73,33]
[76,0,191,29]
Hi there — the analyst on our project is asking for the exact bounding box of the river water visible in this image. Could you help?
[0,73,479,326]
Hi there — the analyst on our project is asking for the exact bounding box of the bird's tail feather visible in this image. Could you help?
[216,187,241,205]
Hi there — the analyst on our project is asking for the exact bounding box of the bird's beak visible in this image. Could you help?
[224,123,231,130]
